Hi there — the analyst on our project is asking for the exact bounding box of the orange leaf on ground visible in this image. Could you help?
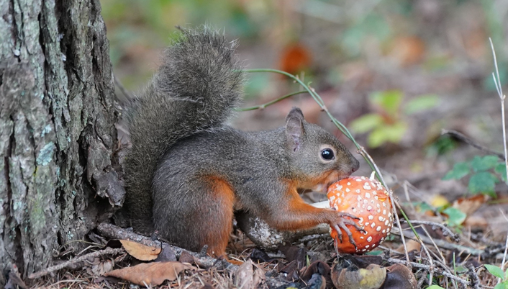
[120,240,161,261]
[452,194,487,215]
[104,261,194,286]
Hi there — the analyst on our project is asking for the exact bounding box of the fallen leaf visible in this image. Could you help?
[234,260,254,288]
[396,240,421,254]
[383,263,417,289]
[452,194,487,215]
[332,263,386,289]
[104,261,194,286]
[120,239,161,261]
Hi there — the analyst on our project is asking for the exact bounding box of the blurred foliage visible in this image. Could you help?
[350,90,439,148]
[443,155,506,197]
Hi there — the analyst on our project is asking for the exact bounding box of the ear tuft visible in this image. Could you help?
[285,107,305,152]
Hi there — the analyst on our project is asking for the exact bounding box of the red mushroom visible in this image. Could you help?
[327,175,393,253]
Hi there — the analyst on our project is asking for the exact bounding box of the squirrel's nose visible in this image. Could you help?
[351,158,360,173]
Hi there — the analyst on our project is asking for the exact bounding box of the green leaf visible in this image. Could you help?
[350,114,383,133]
[382,122,408,143]
[483,264,504,279]
[443,162,470,180]
[471,155,500,171]
[425,286,445,289]
[405,94,439,114]
[495,163,507,182]
[367,127,390,148]
[415,202,434,213]
[443,207,466,227]
[468,172,498,195]
[370,90,403,116]
[494,283,507,289]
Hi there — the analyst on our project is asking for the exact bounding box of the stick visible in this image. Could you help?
[28,248,124,279]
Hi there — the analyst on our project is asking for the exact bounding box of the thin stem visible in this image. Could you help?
[235,90,308,111]
[489,38,508,187]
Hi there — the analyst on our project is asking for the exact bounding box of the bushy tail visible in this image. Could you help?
[124,27,244,233]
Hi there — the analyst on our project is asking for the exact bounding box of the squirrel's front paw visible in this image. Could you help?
[328,212,366,249]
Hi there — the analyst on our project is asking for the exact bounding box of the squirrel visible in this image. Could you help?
[124,27,362,258]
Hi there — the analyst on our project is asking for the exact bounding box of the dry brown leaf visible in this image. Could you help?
[452,194,487,215]
[234,260,254,288]
[120,239,161,261]
[396,240,421,254]
[104,261,194,286]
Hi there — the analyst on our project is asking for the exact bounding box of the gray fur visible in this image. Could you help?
[124,27,243,234]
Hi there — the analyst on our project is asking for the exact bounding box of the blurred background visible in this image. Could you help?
[103,0,508,238]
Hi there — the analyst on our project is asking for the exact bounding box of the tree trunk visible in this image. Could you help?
[0,0,121,284]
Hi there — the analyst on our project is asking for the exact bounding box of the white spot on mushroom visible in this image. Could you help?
[376,203,380,208]
[374,196,378,200]
[365,222,369,226]
[357,196,362,202]
[382,229,385,233]
[370,222,376,228]
[368,215,374,220]
[365,192,371,199]
[356,189,361,193]
[365,245,370,248]
[367,236,373,242]
[376,226,381,231]
[378,216,385,222]
[359,217,363,224]
[345,188,350,192]
[363,182,372,190]
[367,206,372,211]
[385,220,390,226]
[360,236,364,239]
[383,209,387,215]
[347,182,351,186]
[372,191,377,195]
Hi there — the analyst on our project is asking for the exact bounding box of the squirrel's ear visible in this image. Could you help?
[285,108,305,152]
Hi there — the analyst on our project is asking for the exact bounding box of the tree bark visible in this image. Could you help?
[0,0,121,284]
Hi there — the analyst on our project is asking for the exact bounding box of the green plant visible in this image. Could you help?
[443,155,506,197]
[350,90,439,148]
[485,264,508,289]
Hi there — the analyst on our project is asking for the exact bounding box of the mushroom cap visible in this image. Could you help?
[327,176,393,253]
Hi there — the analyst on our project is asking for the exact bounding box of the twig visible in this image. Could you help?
[500,210,508,272]
[489,38,508,186]
[235,90,308,111]
[441,129,504,160]
[28,248,125,279]
[399,220,459,242]
[467,262,481,289]
[391,226,486,256]
[97,223,238,271]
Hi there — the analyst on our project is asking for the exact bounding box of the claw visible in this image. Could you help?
[338,222,357,250]
[339,212,361,220]
[333,224,343,243]
[343,219,366,233]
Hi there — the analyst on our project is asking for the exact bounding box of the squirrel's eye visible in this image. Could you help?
[321,148,335,160]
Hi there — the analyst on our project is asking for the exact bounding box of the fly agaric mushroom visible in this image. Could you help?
[327,174,393,253]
